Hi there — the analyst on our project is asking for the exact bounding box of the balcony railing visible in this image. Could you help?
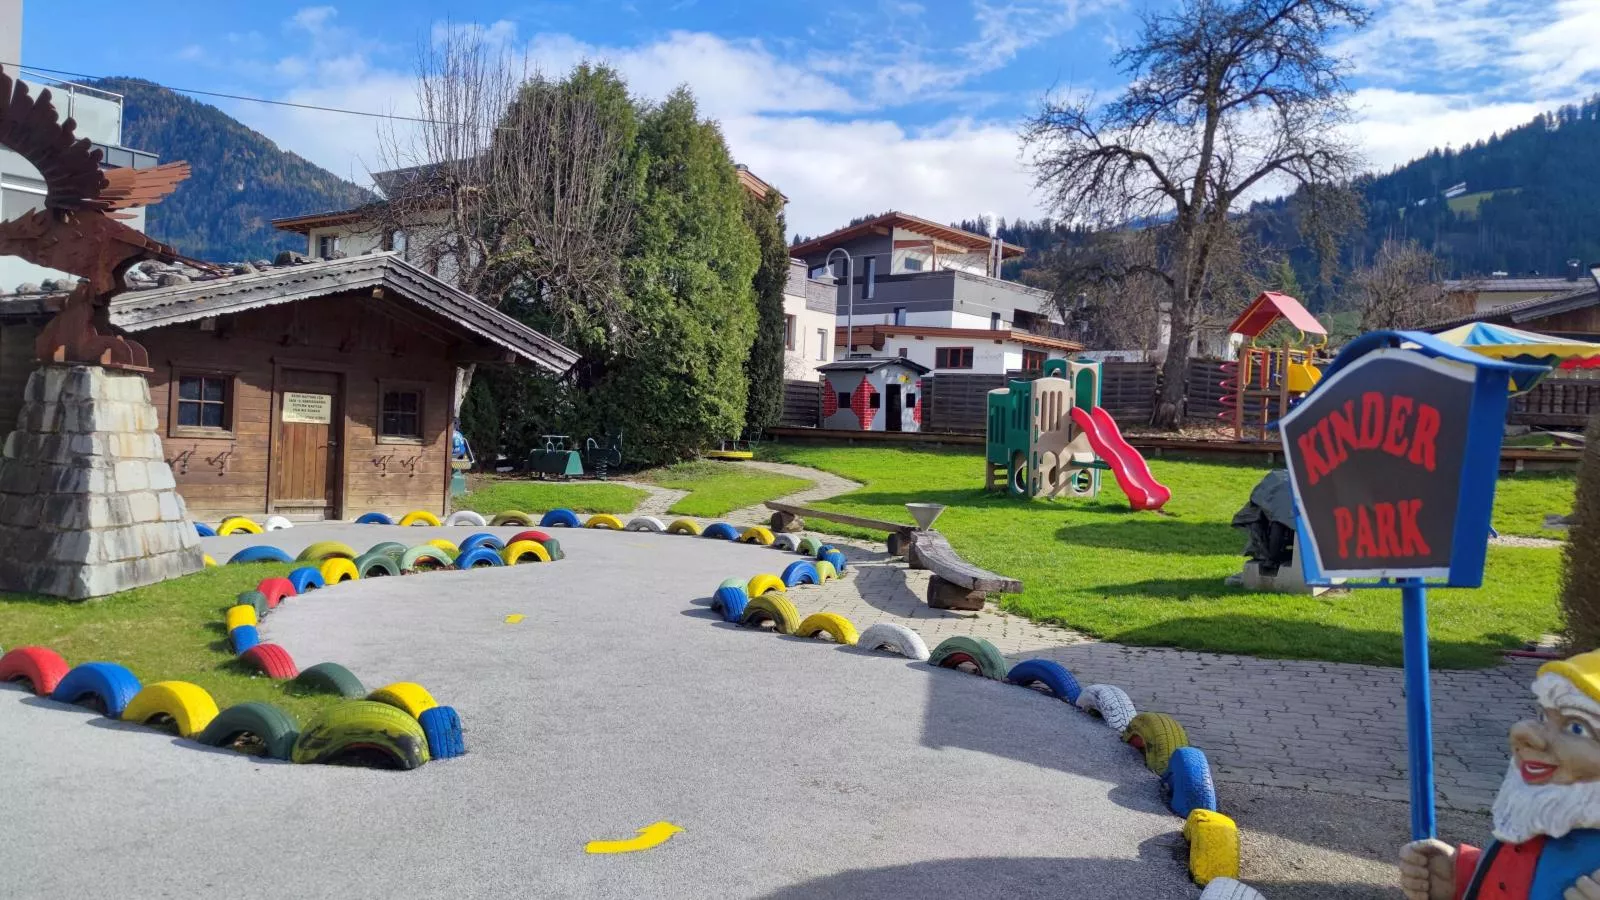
[20,68,123,146]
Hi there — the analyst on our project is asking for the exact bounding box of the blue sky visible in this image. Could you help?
[16,1,1600,236]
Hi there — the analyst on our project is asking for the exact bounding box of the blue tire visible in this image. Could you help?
[455,547,504,569]
[287,566,326,593]
[781,560,820,587]
[1006,658,1082,703]
[51,662,142,718]
[711,586,749,623]
[419,705,467,760]
[228,545,294,565]
[355,512,393,525]
[194,522,216,537]
[540,508,581,528]
[822,550,848,573]
[816,544,836,560]
[1163,746,1218,817]
[230,624,261,654]
[458,532,505,554]
[702,522,740,541]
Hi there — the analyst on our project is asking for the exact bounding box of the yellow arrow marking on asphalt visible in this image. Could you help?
[504,614,525,624]
[584,821,682,854]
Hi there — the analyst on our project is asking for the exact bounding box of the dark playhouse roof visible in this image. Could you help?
[817,356,932,375]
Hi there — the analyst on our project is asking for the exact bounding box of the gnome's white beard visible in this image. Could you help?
[1490,760,1600,844]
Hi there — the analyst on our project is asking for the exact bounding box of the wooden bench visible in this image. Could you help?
[764,501,917,554]
[906,530,1024,611]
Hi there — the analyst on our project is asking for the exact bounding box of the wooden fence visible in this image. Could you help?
[1183,357,1232,423]
[779,379,822,428]
[1100,361,1159,424]
[1511,375,1600,428]
[920,362,1162,434]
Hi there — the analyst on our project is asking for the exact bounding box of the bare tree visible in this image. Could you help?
[1024,0,1368,427]
[1349,238,1453,331]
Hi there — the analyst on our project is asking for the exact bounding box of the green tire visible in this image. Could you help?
[237,590,269,619]
[928,636,1008,680]
[296,541,357,563]
[400,545,454,571]
[353,550,400,578]
[365,541,408,560]
[291,700,430,769]
[289,662,366,699]
[196,701,299,760]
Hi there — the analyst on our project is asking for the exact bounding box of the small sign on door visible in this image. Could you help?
[282,392,333,424]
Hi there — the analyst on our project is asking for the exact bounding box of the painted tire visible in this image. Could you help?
[538,537,564,561]
[224,604,258,631]
[489,510,536,527]
[856,624,930,661]
[584,513,624,530]
[289,662,366,699]
[815,544,836,560]
[1184,810,1241,885]
[928,636,1007,680]
[419,705,467,760]
[455,547,504,569]
[121,680,220,737]
[296,541,358,563]
[239,643,299,679]
[263,515,294,532]
[230,624,260,654]
[237,590,269,619]
[353,550,400,578]
[203,554,217,567]
[717,576,746,591]
[508,530,553,546]
[822,550,848,573]
[1123,711,1190,775]
[319,558,359,585]
[400,545,454,571]
[287,566,326,593]
[51,662,142,717]
[711,586,749,623]
[797,612,859,645]
[257,577,296,609]
[1198,879,1265,900]
[428,538,462,556]
[355,512,394,525]
[291,700,430,770]
[798,537,822,555]
[1076,684,1137,732]
[625,516,666,533]
[1005,658,1082,704]
[193,521,216,537]
[0,646,70,695]
[458,533,505,554]
[816,560,838,582]
[666,519,702,536]
[367,682,438,719]
[702,522,740,541]
[366,541,409,560]
[197,701,299,760]
[738,526,775,545]
[398,510,442,527]
[772,533,800,551]
[539,508,581,528]
[1163,746,1219,818]
[501,540,551,565]
[444,510,487,527]
[740,593,800,634]
[217,516,263,536]
[228,545,293,565]
[781,560,819,587]
[746,573,786,597]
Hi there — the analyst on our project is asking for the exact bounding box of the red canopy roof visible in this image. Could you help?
[1227,291,1327,338]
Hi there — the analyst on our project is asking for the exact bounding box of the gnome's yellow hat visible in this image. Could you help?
[1538,650,1600,706]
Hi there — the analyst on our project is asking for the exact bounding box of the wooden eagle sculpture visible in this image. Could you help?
[0,65,214,371]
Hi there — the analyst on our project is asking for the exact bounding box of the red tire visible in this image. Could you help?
[256,577,296,610]
[0,646,70,695]
[239,643,299,679]
[508,530,554,546]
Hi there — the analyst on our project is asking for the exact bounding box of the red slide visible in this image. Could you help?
[1068,406,1172,511]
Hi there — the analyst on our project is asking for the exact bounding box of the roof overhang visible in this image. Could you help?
[271,209,367,234]
[792,212,1025,259]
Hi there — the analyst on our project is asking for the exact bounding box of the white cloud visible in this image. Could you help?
[1345,88,1549,172]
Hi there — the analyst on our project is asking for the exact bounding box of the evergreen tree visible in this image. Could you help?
[742,189,789,433]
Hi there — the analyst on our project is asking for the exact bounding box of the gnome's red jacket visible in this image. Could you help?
[1453,830,1600,899]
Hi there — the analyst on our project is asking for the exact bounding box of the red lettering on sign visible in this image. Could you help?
[1360,392,1385,448]
[1374,502,1403,556]
[1327,400,1358,466]
[1335,507,1354,558]
[1400,499,1431,556]
[1409,405,1439,471]
[1383,395,1414,458]
[1298,430,1332,486]
[1355,506,1379,558]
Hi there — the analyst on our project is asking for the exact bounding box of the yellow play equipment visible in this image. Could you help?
[1219,291,1328,441]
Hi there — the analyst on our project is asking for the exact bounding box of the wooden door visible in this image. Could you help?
[885,383,903,431]
[272,370,341,518]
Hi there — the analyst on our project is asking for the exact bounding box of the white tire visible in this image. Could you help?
[625,516,666,533]
[445,510,487,527]
[856,624,930,661]
[263,515,294,531]
[1199,878,1266,900]
[772,534,801,552]
[1075,684,1137,731]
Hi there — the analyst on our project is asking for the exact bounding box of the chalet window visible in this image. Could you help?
[935,347,974,369]
[785,315,796,351]
[176,374,231,430]
[817,329,828,361]
[1023,350,1047,371]
[380,389,422,440]
[863,256,877,299]
[991,311,1002,330]
[903,255,923,272]
[837,392,850,409]
[869,393,881,409]
[893,306,907,325]
[907,393,917,408]
[385,229,409,258]
[317,235,340,259]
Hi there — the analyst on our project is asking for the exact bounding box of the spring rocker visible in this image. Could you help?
[1218,291,1327,441]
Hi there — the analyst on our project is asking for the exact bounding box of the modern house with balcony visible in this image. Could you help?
[790,211,1081,375]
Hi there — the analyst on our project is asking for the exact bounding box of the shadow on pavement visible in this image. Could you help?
[758,850,1197,899]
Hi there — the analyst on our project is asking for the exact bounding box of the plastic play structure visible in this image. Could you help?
[985,359,1171,511]
[1218,291,1327,440]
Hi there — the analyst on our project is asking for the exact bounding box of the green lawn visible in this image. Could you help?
[637,460,811,517]
[458,477,649,516]
[760,443,1573,668]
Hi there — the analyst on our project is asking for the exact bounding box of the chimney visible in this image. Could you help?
[1567,258,1582,281]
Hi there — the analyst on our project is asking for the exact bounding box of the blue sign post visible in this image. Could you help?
[1277,331,1547,840]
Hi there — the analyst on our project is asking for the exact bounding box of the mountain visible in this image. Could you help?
[86,78,373,262]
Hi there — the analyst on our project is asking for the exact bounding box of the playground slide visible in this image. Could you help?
[1068,406,1172,511]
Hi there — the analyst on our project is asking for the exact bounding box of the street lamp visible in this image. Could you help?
[825,247,855,357]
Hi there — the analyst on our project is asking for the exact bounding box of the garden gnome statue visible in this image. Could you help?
[1399,650,1600,899]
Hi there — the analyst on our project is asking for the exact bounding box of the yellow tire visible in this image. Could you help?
[666,519,701,536]
[797,612,859,645]
[296,541,358,563]
[121,680,220,738]
[584,514,625,530]
[217,516,263,536]
[428,539,460,556]
[502,540,551,564]
[398,510,441,527]
[203,554,217,568]
[366,682,437,719]
[816,560,837,582]
[1122,711,1190,775]
[746,573,785,597]
[740,593,800,635]
[319,557,360,585]
[1183,809,1240,885]
[738,526,775,546]
[224,604,258,631]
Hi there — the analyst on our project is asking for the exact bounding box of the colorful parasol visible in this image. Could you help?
[1429,323,1600,391]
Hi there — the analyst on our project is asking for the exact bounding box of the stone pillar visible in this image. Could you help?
[0,365,203,599]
